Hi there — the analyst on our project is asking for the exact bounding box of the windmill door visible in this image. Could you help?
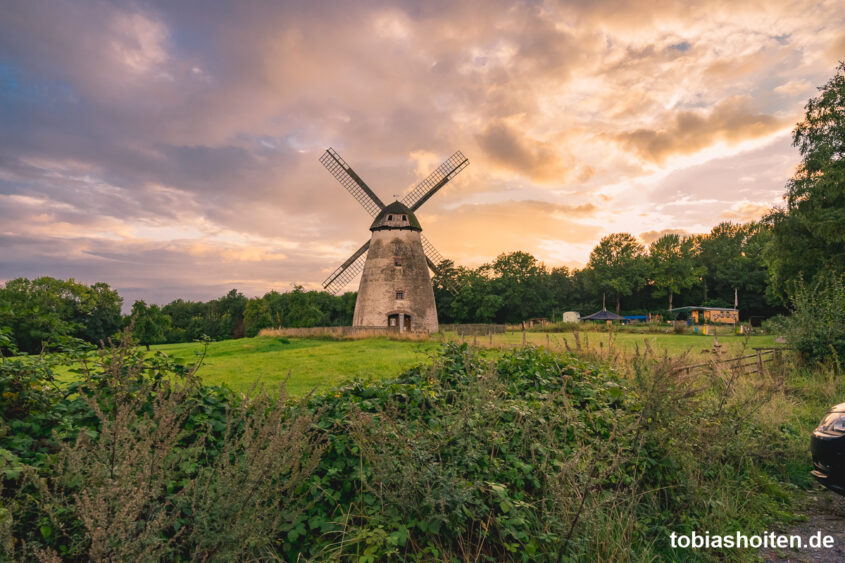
[387,314,412,331]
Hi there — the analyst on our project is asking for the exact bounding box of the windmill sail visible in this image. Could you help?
[320,148,385,217]
[322,240,370,294]
[421,234,459,295]
[401,151,469,211]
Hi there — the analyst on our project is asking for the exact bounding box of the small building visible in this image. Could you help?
[669,306,739,325]
[562,311,580,323]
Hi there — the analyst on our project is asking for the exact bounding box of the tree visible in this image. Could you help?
[778,271,845,363]
[586,233,648,314]
[162,299,207,342]
[766,62,845,301]
[439,264,503,324]
[649,234,701,310]
[130,301,171,351]
[697,222,772,316]
[78,282,123,344]
[488,251,552,322]
[0,277,77,353]
[0,277,122,353]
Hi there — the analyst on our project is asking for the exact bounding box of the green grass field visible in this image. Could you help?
[146,331,777,395]
[151,336,440,395]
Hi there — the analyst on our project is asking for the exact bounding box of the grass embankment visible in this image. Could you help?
[148,332,777,395]
[151,336,439,395]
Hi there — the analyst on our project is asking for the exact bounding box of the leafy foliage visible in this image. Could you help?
[766,62,845,300]
[0,277,122,353]
[0,335,813,560]
[649,233,702,310]
[777,271,845,363]
[130,300,171,350]
[242,285,356,337]
[586,233,649,314]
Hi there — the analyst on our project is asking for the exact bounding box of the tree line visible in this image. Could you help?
[431,220,776,324]
[0,220,785,353]
[0,283,356,353]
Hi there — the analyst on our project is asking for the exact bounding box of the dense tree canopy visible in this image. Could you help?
[766,62,845,301]
[649,234,701,310]
[585,233,648,314]
[130,300,171,351]
[0,277,122,353]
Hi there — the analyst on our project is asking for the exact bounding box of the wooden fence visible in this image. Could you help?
[674,347,789,376]
[439,324,507,336]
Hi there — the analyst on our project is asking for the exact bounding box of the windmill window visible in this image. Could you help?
[387,215,393,220]
[396,290,404,300]
[402,215,407,221]
[394,256,402,266]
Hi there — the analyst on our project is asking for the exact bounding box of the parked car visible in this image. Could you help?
[811,402,845,495]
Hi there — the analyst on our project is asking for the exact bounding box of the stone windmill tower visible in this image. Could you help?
[320,148,468,333]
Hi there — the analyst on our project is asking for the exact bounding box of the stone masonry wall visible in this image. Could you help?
[353,229,438,333]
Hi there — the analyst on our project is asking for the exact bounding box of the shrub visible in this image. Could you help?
[1,333,324,561]
[780,271,845,364]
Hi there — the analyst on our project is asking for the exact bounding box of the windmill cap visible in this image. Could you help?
[370,201,422,231]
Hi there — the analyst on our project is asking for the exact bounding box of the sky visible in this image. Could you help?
[1,0,843,307]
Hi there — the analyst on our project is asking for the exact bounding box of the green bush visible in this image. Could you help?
[779,271,845,364]
[1,334,324,560]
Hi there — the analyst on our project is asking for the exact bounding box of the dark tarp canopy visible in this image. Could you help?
[581,309,626,321]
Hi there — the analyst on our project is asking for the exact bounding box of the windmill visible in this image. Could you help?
[320,148,468,333]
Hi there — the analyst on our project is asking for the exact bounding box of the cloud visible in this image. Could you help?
[827,33,845,63]
[423,200,601,265]
[639,229,691,245]
[720,200,773,222]
[476,121,573,182]
[773,79,812,96]
[612,96,789,164]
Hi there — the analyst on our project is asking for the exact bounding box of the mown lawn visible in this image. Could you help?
[147,331,778,395]
[151,336,440,395]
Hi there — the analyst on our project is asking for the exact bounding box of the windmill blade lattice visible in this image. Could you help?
[421,234,459,295]
[402,151,469,211]
[322,240,370,294]
[320,148,385,217]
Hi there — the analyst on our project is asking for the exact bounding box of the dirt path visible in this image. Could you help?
[761,487,845,562]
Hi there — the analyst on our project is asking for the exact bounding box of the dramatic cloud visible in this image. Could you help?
[476,121,573,182]
[612,96,790,164]
[1,0,843,304]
